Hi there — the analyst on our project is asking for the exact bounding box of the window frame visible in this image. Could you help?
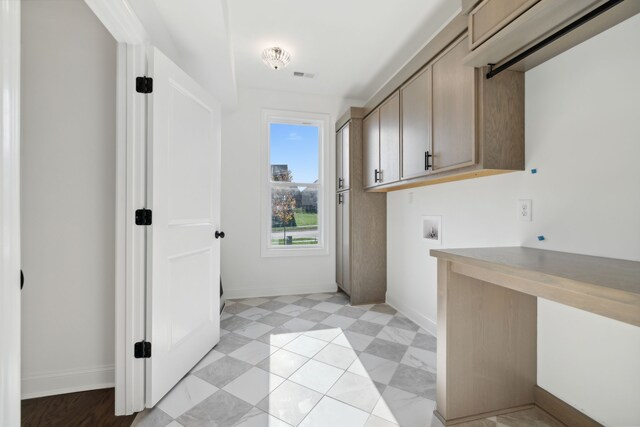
[261,109,330,257]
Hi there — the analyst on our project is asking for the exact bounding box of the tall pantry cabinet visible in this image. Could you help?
[335,108,387,305]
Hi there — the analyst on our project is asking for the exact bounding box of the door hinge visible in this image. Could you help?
[136,76,153,94]
[135,209,152,226]
[134,341,151,358]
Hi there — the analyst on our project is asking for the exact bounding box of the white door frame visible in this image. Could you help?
[84,0,148,415]
[0,1,22,426]
[0,0,149,418]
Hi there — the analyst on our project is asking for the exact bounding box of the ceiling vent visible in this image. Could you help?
[293,71,315,79]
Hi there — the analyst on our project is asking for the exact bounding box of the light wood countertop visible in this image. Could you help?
[431,246,640,327]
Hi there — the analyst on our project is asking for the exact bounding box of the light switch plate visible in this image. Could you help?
[518,199,532,221]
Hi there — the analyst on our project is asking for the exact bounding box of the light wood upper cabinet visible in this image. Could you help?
[336,128,343,191]
[336,124,350,191]
[463,0,640,73]
[432,36,476,172]
[379,92,400,184]
[341,123,350,190]
[400,67,431,180]
[469,0,539,50]
[363,110,380,188]
[361,33,523,193]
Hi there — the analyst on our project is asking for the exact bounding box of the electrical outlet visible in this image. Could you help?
[518,199,532,221]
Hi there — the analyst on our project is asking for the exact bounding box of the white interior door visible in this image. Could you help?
[146,47,221,407]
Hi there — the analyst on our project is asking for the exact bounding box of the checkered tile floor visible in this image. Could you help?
[132,292,562,427]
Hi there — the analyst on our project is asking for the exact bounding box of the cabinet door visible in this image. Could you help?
[363,110,380,188]
[401,67,432,179]
[469,0,539,49]
[432,36,476,172]
[342,123,350,190]
[341,191,350,295]
[336,193,343,287]
[336,128,344,191]
[379,92,400,184]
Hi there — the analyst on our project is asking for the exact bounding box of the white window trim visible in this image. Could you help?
[261,109,331,257]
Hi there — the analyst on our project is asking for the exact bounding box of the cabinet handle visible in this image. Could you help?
[425,151,433,171]
[374,169,381,183]
[338,177,343,189]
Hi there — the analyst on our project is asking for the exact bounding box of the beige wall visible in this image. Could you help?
[21,0,117,398]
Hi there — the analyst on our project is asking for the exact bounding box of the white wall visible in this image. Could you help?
[21,0,116,398]
[387,14,640,426]
[221,87,362,299]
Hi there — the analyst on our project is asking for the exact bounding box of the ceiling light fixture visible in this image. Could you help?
[261,47,291,70]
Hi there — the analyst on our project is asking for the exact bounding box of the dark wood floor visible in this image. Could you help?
[22,388,136,427]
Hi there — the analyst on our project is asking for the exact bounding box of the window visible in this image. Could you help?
[261,110,330,256]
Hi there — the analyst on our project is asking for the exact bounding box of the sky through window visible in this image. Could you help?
[270,123,319,184]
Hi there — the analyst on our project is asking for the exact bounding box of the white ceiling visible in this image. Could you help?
[129,0,237,107]
[227,0,460,101]
[127,0,460,106]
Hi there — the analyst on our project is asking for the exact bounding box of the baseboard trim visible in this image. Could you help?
[434,404,534,426]
[21,365,115,400]
[534,386,603,427]
[385,293,437,336]
[224,283,338,300]
[434,387,603,426]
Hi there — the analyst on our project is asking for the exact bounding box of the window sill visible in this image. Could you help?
[261,245,328,258]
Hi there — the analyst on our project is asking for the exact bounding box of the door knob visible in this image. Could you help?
[215,231,225,239]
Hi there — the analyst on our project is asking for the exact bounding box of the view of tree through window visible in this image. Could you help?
[269,123,320,246]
